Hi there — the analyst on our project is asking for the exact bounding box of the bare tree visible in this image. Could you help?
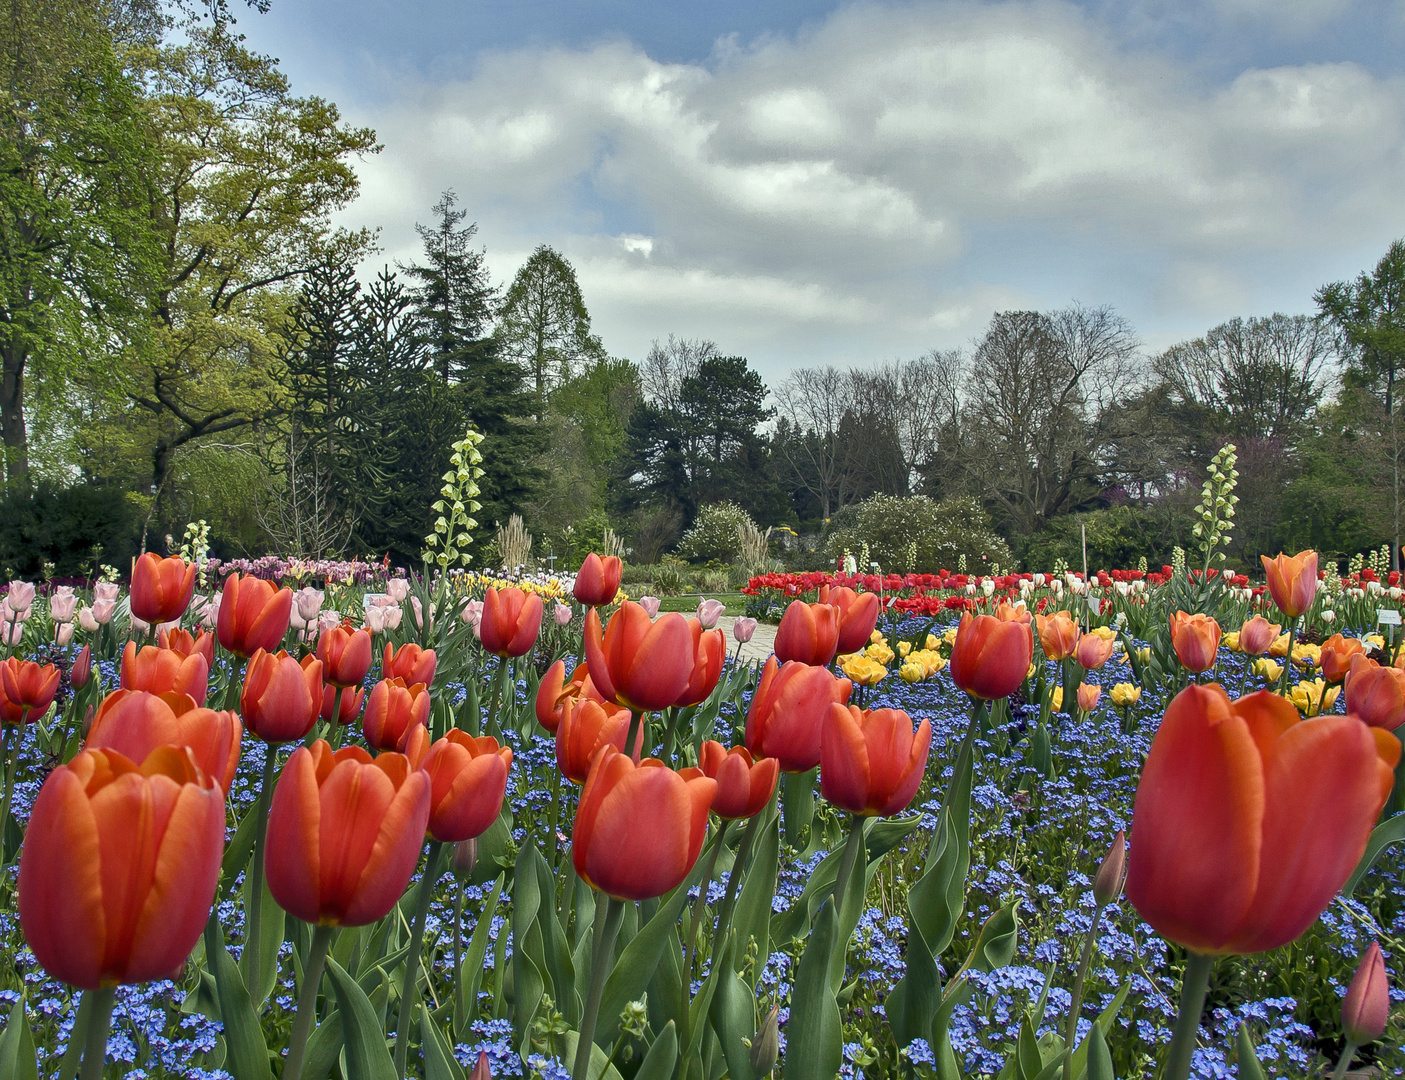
[640,335,719,410]
[859,350,965,490]
[773,365,854,521]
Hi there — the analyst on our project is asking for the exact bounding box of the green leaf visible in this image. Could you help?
[459,874,505,1031]
[420,1003,465,1080]
[1016,1015,1043,1080]
[300,1009,344,1080]
[1235,1024,1268,1080]
[1068,982,1130,1080]
[1345,812,1405,895]
[204,917,273,1080]
[239,875,284,1009]
[970,903,1020,973]
[884,925,940,1051]
[511,842,548,1038]
[633,1021,678,1080]
[219,808,258,901]
[556,1033,625,1080]
[709,959,757,1080]
[1085,1024,1115,1080]
[0,996,39,1080]
[781,768,817,849]
[783,901,842,1079]
[326,957,398,1080]
[731,809,780,987]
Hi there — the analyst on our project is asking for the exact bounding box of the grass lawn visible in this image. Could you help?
[654,592,749,615]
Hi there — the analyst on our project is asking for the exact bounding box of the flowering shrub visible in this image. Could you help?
[675,501,761,564]
[824,493,1013,574]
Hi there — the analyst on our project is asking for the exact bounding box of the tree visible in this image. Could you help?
[495,245,604,417]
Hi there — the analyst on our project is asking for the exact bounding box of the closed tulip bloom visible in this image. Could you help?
[573,553,623,607]
[675,618,726,708]
[241,649,323,743]
[1074,633,1116,671]
[158,626,216,668]
[5,580,35,614]
[572,747,716,901]
[820,704,932,817]
[121,641,209,706]
[699,741,779,820]
[49,588,78,624]
[585,603,694,711]
[470,1050,493,1080]
[638,595,661,618]
[264,741,431,926]
[1077,683,1102,712]
[773,600,840,667]
[1320,633,1366,684]
[820,586,881,656]
[362,677,432,752]
[386,577,410,603]
[479,587,544,657]
[1035,611,1079,661]
[383,641,437,687]
[949,608,1034,700]
[1238,615,1282,657]
[18,745,225,988]
[745,656,853,773]
[733,617,757,644]
[130,554,197,625]
[556,697,641,784]
[293,587,324,625]
[1261,550,1319,619]
[1342,941,1389,1046]
[87,690,242,793]
[217,574,293,658]
[1344,654,1405,730]
[321,682,365,725]
[317,625,373,688]
[422,730,513,842]
[1125,685,1398,955]
[696,598,726,630]
[93,581,120,604]
[554,602,573,626]
[1170,611,1221,674]
[71,645,92,690]
[0,658,60,722]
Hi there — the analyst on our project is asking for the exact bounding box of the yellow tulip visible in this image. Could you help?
[1253,658,1284,683]
[1288,678,1339,718]
[898,641,912,658]
[1110,682,1141,708]
[898,662,926,683]
[1222,631,1242,653]
[1050,686,1064,712]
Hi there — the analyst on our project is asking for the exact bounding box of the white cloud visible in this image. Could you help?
[332,0,1405,372]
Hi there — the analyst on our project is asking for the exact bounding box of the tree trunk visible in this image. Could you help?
[0,335,30,495]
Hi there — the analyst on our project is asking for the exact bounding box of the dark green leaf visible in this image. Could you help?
[0,997,39,1080]
[326,956,398,1080]
[783,901,842,1079]
[1345,813,1405,895]
[1085,1024,1115,1080]
[420,1003,465,1080]
[1235,1024,1268,1080]
[204,917,273,1080]
[633,1021,678,1080]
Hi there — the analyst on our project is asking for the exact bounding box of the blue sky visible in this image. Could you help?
[236,0,1405,379]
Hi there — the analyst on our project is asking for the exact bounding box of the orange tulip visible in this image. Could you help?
[1125,685,1397,954]
[821,586,881,656]
[698,741,779,820]
[479,586,544,658]
[534,660,605,733]
[1238,615,1281,657]
[675,618,726,708]
[86,689,242,792]
[556,697,641,784]
[1035,610,1079,661]
[158,626,216,668]
[383,641,437,686]
[1074,633,1115,671]
[422,730,513,842]
[745,656,853,773]
[0,657,60,722]
[820,704,931,817]
[1261,550,1319,619]
[1170,611,1221,673]
[241,649,323,743]
[217,573,293,658]
[573,553,622,607]
[572,746,715,901]
[1076,683,1102,712]
[321,682,365,725]
[130,553,197,625]
[949,608,1033,700]
[317,625,373,689]
[584,602,694,711]
[121,641,209,706]
[1345,654,1405,730]
[264,741,430,926]
[18,745,225,988]
[362,677,432,752]
[773,600,840,667]
[1320,634,1366,684]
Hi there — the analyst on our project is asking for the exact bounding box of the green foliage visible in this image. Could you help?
[425,427,484,570]
[1020,506,1188,573]
[675,502,760,564]
[825,494,1012,574]
[0,481,140,578]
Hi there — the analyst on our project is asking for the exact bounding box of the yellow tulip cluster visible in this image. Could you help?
[1110,682,1141,708]
[1288,678,1338,717]
[839,653,888,687]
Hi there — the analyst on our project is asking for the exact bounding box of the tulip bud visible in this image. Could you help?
[750,1004,780,1075]
[451,837,478,877]
[294,587,324,623]
[81,704,95,740]
[1093,830,1126,906]
[70,645,92,690]
[1342,941,1389,1046]
[469,1051,492,1080]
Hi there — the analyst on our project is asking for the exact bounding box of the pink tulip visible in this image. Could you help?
[49,588,78,624]
[55,623,74,646]
[697,599,725,629]
[384,605,402,630]
[317,609,341,632]
[201,594,220,629]
[412,597,435,628]
[93,582,120,604]
[1,622,21,647]
[291,587,324,627]
[386,577,410,603]
[554,602,573,626]
[364,607,387,634]
[78,607,99,633]
[91,599,117,625]
[639,596,661,619]
[6,581,35,614]
[733,617,757,644]
[461,600,483,629]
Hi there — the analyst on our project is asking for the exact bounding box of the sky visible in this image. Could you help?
[234,0,1405,380]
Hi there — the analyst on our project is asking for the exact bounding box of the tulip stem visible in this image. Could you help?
[452,879,465,1027]
[828,814,865,912]
[394,839,445,1077]
[485,658,509,739]
[315,686,345,748]
[1061,899,1108,1080]
[77,986,116,1080]
[0,723,19,877]
[1163,951,1213,1080]
[547,766,561,870]
[1277,623,1297,698]
[573,895,624,1080]
[1330,1040,1360,1080]
[246,744,280,1007]
[284,923,333,1080]
[680,822,730,1054]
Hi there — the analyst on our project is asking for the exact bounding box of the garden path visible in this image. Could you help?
[716,615,776,663]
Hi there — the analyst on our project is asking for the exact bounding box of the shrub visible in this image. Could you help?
[0,482,142,579]
[824,494,1013,574]
[1019,505,1189,572]
[675,502,758,564]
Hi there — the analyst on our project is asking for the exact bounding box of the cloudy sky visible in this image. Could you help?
[236,0,1405,380]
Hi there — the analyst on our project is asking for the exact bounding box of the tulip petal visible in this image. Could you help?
[344,770,430,926]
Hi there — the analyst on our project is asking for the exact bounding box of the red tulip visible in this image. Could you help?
[573,553,622,607]
[479,587,544,657]
[949,607,1033,700]
[18,745,225,988]
[86,689,242,792]
[1344,654,1405,730]
[1261,549,1319,619]
[820,704,931,817]
[572,746,715,900]
[1238,616,1281,658]
[1319,634,1366,684]
[264,741,430,926]
[158,626,216,668]
[534,660,608,734]
[1342,941,1389,1045]
[773,600,840,667]
[821,586,881,655]
[698,741,778,820]
[556,697,641,784]
[1170,611,1221,674]
[71,644,92,690]
[217,574,293,658]
[1035,611,1079,661]
[585,602,694,712]
[130,553,197,625]
[1125,685,1398,954]
[1074,633,1115,671]
[121,641,209,706]
[321,682,366,725]
[0,657,60,722]
[362,677,431,752]
[422,730,513,842]
[317,625,373,689]
[241,649,323,743]
[383,641,437,686]
[745,656,853,773]
[676,618,726,708]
